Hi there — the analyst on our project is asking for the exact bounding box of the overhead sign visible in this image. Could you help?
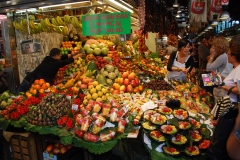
[82,12,131,36]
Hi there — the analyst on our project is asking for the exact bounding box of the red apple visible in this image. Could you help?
[112,90,120,94]
[119,85,126,92]
[134,78,140,86]
[128,72,136,81]
[60,146,68,154]
[122,71,129,79]
[54,143,60,148]
[126,85,133,93]
[123,79,130,86]
[53,148,60,155]
[80,84,87,89]
[133,87,140,93]
[131,80,138,87]
[46,144,54,153]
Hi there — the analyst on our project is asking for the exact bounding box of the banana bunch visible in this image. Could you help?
[29,20,36,29]
[83,70,97,78]
[62,26,69,36]
[51,18,59,26]
[71,16,82,31]
[44,18,53,27]
[56,16,66,26]
[53,26,63,34]
[13,21,23,31]
[64,15,71,24]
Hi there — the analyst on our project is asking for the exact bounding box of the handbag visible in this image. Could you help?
[211,87,235,120]
[207,105,238,160]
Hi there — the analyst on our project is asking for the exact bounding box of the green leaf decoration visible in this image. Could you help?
[0,118,9,130]
[60,135,72,145]
[168,118,178,126]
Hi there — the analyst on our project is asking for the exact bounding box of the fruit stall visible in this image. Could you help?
[0,2,216,160]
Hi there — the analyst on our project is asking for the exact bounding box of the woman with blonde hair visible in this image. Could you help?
[206,36,229,74]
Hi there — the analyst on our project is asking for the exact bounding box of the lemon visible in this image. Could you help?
[96,97,102,102]
[90,88,97,94]
[105,93,109,97]
[101,95,107,101]
[95,85,102,91]
[86,94,92,100]
[92,81,99,87]
[102,88,107,94]
[83,99,88,105]
[98,91,103,97]
[88,85,94,90]
[92,93,98,100]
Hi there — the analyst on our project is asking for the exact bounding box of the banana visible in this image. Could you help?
[62,26,69,36]
[53,26,63,34]
[29,21,36,29]
[56,16,65,26]
[44,18,53,27]
[40,19,46,28]
[71,16,78,28]
[13,21,23,30]
[51,18,59,26]
[64,15,71,24]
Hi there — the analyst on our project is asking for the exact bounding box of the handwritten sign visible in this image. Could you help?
[82,12,131,36]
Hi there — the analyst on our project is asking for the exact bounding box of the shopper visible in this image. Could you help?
[198,31,215,94]
[166,39,194,81]
[226,34,240,159]
[17,48,82,93]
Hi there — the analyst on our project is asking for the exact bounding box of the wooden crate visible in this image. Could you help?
[9,132,37,160]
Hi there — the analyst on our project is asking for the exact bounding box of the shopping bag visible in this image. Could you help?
[207,106,238,160]
[210,87,234,120]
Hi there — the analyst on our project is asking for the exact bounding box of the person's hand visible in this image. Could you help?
[181,68,189,74]
[73,54,81,60]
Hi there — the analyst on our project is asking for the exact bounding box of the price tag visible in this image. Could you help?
[72,104,78,110]
[184,92,189,98]
[66,95,71,100]
[157,100,166,106]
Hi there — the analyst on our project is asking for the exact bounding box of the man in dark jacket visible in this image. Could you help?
[197,31,215,94]
[17,48,81,93]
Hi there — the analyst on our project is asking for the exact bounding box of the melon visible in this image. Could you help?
[87,48,94,54]
[94,48,101,55]
[101,47,109,55]
[84,44,90,51]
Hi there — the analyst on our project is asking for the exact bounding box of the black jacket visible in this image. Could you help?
[26,55,73,85]
[167,51,194,72]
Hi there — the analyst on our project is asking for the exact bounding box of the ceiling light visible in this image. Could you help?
[39,1,89,9]
[211,14,218,26]
[173,0,178,7]
[176,13,180,18]
[16,8,37,13]
[219,11,230,21]
[108,0,133,13]
[207,25,213,29]
[177,6,181,13]
[204,28,208,32]
[119,0,133,8]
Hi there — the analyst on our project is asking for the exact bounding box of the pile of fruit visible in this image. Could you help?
[26,94,71,126]
[83,39,109,56]
[97,64,120,86]
[0,91,12,110]
[45,142,72,155]
[26,79,51,97]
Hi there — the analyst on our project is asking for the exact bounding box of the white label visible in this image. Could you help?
[66,95,71,100]
[184,92,189,98]
[157,100,166,106]
[72,104,78,110]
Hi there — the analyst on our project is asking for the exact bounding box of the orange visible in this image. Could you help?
[41,83,48,90]
[39,89,44,93]
[39,79,45,85]
[34,84,41,90]
[45,82,50,88]
[34,79,40,85]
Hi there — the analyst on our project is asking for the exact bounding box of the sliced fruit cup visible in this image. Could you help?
[149,130,166,143]
[173,108,189,121]
[160,124,178,136]
[162,145,181,157]
[183,145,201,157]
[198,139,211,152]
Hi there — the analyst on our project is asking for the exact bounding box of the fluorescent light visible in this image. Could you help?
[108,6,120,12]
[207,26,213,29]
[39,1,89,9]
[219,11,230,21]
[173,0,178,7]
[176,13,180,18]
[119,0,133,8]
[178,35,182,39]
[108,0,133,13]
[16,8,37,13]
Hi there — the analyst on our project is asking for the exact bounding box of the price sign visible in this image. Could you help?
[72,104,78,110]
